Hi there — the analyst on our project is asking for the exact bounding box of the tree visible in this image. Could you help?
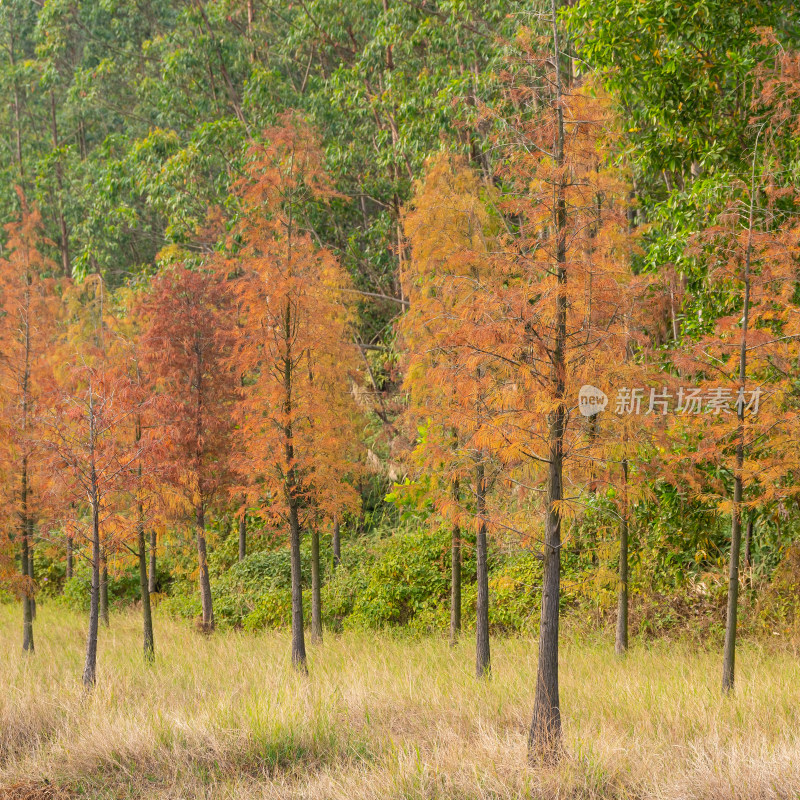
[0,197,58,655]
[401,153,500,676]
[660,155,800,693]
[139,258,238,634]
[114,287,158,661]
[229,117,360,668]
[42,277,141,687]
[432,20,642,756]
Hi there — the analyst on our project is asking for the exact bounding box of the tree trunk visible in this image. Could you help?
[311,525,322,643]
[722,473,744,693]
[83,498,101,689]
[238,512,247,562]
[475,462,490,678]
[27,524,36,621]
[100,548,109,627]
[615,460,629,656]
[451,522,462,647]
[450,480,461,646]
[282,292,306,670]
[50,91,71,279]
[289,500,307,670]
[138,516,155,662]
[148,530,157,594]
[66,536,73,580]
[332,515,341,568]
[21,495,34,654]
[744,516,754,572]
[529,0,566,762]
[196,506,214,632]
[722,138,756,695]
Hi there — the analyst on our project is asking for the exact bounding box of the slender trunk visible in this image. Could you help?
[475,462,490,678]
[66,536,73,580]
[138,515,155,662]
[27,524,36,621]
[83,496,101,689]
[744,516,754,572]
[722,470,744,693]
[450,479,461,646]
[100,548,109,627]
[283,288,307,670]
[529,0,566,762]
[238,511,247,562]
[21,464,33,654]
[722,137,757,695]
[289,500,307,669]
[311,526,322,643]
[615,460,629,656]
[9,31,25,189]
[148,530,157,594]
[50,91,71,278]
[332,515,341,568]
[196,506,214,632]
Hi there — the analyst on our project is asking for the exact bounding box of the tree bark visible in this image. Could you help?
[615,459,629,656]
[475,462,490,678]
[722,470,744,693]
[744,515,754,572]
[332,515,341,568]
[289,499,307,670]
[27,525,36,621]
[529,0,565,762]
[311,525,322,643]
[722,136,757,695]
[283,291,307,671]
[138,514,155,662]
[49,91,71,278]
[66,536,73,580]
[148,530,157,594]
[21,465,34,654]
[83,496,101,689]
[196,506,214,632]
[100,548,109,627]
[450,479,461,646]
[238,511,247,562]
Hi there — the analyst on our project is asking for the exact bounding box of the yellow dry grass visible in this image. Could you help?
[0,604,798,799]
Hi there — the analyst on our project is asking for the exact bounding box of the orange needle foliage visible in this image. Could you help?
[138,258,239,634]
[41,276,144,687]
[226,116,361,667]
[0,196,59,653]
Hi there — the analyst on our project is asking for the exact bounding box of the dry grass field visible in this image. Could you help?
[0,604,798,799]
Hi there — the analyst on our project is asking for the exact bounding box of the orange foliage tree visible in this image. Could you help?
[41,276,143,687]
[401,27,646,757]
[659,159,800,694]
[227,117,360,669]
[400,153,502,676]
[139,259,239,634]
[0,196,59,655]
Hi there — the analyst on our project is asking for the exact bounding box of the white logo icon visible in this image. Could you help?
[578,385,608,417]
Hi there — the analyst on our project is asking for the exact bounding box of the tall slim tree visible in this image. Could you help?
[229,116,361,669]
[139,260,238,634]
[0,197,58,655]
[42,278,142,688]
[401,154,500,678]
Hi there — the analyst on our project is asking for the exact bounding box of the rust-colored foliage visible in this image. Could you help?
[229,116,361,532]
[138,258,239,632]
[0,196,58,626]
[225,115,361,666]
